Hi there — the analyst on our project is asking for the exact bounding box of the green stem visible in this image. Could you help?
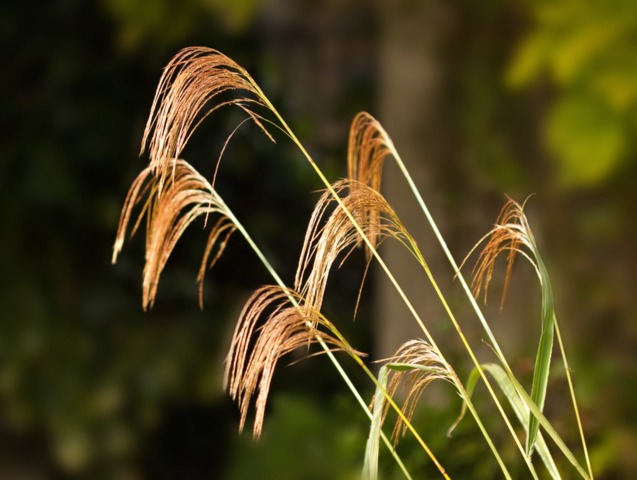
[418,258,537,479]
[554,321,593,479]
[353,356,451,479]
[498,359,591,480]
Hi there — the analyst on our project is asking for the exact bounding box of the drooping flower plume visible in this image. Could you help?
[141,47,276,184]
[294,179,417,319]
[468,197,541,308]
[224,285,360,438]
[378,339,454,443]
[112,159,236,309]
[347,112,397,257]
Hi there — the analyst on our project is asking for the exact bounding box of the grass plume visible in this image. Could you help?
[380,339,455,443]
[112,159,236,309]
[224,285,361,438]
[141,47,276,184]
[295,178,416,317]
[466,197,553,456]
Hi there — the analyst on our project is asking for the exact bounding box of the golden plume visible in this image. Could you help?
[224,285,360,438]
[141,47,275,184]
[112,159,236,309]
[294,179,416,319]
[378,339,454,443]
[347,112,396,257]
[466,197,540,308]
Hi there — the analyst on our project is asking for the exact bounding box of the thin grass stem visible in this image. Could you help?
[554,321,593,479]
[495,357,591,479]
[390,150,510,371]
[353,356,451,479]
[386,148,545,474]
[417,257,538,478]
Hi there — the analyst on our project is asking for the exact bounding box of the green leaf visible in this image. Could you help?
[546,94,625,187]
[484,364,560,479]
[363,366,388,480]
[525,251,555,457]
[501,364,591,479]
[447,367,481,437]
[451,364,560,479]
[386,363,449,375]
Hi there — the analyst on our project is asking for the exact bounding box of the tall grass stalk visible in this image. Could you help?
[114,47,592,479]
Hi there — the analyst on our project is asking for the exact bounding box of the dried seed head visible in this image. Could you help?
[141,47,274,184]
[112,159,236,309]
[466,197,540,308]
[294,179,414,319]
[224,286,360,438]
[347,112,396,257]
[378,339,453,443]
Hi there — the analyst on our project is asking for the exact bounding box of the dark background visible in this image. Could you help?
[2,0,636,478]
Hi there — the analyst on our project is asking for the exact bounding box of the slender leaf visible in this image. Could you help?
[500,361,591,479]
[363,366,389,480]
[527,253,556,456]
[451,364,560,479]
[387,363,450,375]
[484,364,561,479]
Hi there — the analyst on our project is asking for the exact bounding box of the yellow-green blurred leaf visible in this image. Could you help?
[546,94,625,187]
[506,32,552,88]
[550,16,630,85]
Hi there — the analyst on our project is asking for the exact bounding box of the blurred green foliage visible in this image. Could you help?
[227,393,366,480]
[104,0,258,50]
[507,0,637,187]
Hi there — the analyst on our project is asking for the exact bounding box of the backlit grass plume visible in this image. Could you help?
[381,339,454,443]
[364,339,454,480]
[467,197,590,475]
[347,112,395,257]
[141,47,275,184]
[224,285,362,438]
[467,197,553,456]
[112,159,236,309]
[295,178,417,317]
[469,196,540,309]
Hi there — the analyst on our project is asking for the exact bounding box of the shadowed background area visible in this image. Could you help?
[2,0,636,478]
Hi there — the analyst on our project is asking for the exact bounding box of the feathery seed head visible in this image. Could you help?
[294,179,413,317]
[224,286,360,438]
[141,47,275,185]
[379,339,453,443]
[112,159,236,309]
[468,196,540,308]
[347,112,397,257]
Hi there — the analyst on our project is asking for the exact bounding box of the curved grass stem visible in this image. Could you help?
[418,258,539,478]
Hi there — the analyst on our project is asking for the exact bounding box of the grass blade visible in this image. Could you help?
[484,364,560,479]
[527,254,555,456]
[449,364,559,478]
[363,366,389,480]
[497,357,591,479]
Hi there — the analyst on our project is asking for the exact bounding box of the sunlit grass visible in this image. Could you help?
[114,46,592,479]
